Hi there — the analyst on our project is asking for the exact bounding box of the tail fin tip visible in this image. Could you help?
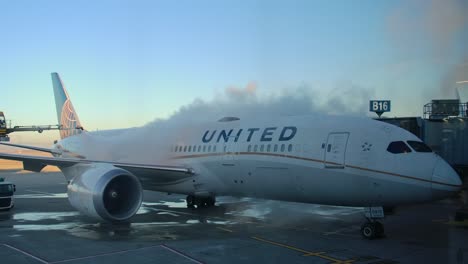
[51,72,83,139]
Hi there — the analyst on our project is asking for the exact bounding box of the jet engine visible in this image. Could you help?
[67,164,143,222]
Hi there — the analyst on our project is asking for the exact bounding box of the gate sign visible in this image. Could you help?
[369,100,391,117]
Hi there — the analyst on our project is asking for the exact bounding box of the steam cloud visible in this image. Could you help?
[88,82,373,164]
[147,82,375,126]
[386,0,466,57]
[386,0,468,97]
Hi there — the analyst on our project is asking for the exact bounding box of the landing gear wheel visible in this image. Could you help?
[361,222,376,240]
[362,206,386,239]
[206,197,216,207]
[196,198,207,208]
[187,196,216,209]
[186,195,195,208]
[374,221,385,238]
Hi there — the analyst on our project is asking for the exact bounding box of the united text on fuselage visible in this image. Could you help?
[202,126,297,143]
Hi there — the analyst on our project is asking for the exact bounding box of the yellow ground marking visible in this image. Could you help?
[251,236,354,263]
[302,252,327,256]
[216,227,234,233]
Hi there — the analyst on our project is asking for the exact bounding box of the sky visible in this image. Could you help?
[0,0,467,145]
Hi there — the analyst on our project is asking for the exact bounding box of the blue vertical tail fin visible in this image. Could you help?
[51,73,84,139]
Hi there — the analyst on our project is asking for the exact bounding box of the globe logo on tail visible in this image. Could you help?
[60,99,82,139]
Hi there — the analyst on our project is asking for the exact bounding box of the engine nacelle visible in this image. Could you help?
[67,164,143,222]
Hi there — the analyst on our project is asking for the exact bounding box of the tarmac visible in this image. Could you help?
[0,170,467,264]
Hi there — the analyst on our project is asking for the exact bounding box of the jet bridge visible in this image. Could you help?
[376,99,468,221]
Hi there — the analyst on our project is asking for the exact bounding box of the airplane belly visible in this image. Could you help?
[226,156,377,205]
[295,167,370,206]
[236,157,360,204]
[223,157,299,200]
[252,166,296,199]
[364,154,433,206]
[296,169,432,207]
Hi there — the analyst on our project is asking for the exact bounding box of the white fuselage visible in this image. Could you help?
[55,115,461,207]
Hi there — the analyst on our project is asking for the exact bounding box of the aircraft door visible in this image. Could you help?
[324,132,349,168]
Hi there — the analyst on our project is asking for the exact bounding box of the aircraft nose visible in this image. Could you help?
[431,156,462,200]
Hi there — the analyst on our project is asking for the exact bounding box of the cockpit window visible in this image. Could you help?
[407,141,432,153]
[387,141,412,154]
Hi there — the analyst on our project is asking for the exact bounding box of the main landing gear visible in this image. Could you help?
[361,206,385,239]
[186,195,216,209]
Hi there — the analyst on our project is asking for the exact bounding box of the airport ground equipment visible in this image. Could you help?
[0,177,15,211]
[0,112,7,141]
[0,111,62,142]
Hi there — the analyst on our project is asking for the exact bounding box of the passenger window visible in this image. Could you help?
[213,145,217,152]
[274,144,278,152]
[188,146,192,152]
[203,145,206,152]
[208,145,212,152]
[288,144,292,152]
[407,141,432,152]
[387,141,412,154]
[248,145,252,152]
[260,145,264,152]
[281,144,285,152]
[184,146,187,152]
[198,146,201,152]
[254,145,258,152]
[267,144,271,152]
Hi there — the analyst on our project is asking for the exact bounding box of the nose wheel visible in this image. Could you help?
[361,221,385,239]
[361,206,386,239]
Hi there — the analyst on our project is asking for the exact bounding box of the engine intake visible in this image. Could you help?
[67,164,143,222]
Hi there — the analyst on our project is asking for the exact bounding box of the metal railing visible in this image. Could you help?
[423,102,468,119]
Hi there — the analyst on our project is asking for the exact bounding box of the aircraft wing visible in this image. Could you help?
[0,142,61,155]
[0,152,195,187]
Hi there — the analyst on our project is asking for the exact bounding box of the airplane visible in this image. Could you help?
[0,73,462,239]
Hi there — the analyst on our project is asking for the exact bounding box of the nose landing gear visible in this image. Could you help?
[186,195,216,209]
[361,207,386,239]
[361,221,385,239]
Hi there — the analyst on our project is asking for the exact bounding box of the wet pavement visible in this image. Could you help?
[0,171,467,264]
